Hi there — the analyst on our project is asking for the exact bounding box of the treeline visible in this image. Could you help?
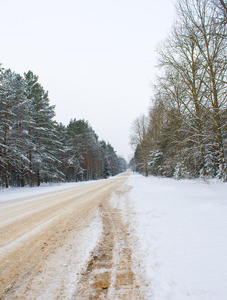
[0,68,127,188]
[130,0,227,180]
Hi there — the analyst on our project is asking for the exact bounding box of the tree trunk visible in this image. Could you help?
[37,169,41,186]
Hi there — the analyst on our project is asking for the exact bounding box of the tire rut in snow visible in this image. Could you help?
[74,201,141,299]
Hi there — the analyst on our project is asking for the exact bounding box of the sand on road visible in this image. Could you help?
[0,171,143,299]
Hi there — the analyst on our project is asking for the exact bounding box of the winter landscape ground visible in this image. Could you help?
[0,171,227,299]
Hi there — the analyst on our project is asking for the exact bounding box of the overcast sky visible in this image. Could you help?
[1,0,175,160]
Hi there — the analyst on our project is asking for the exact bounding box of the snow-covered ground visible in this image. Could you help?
[0,176,119,203]
[128,174,227,300]
[0,181,96,202]
[1,174,227,299]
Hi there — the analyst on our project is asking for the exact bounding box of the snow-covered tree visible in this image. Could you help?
[0,70,30,187]
[131,0,227,180]
[0,67,125,188]
[24,70,62,185]
[103,156,111,178]
[178,0,226,179]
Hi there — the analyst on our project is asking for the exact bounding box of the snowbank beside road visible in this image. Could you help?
[0,182,84,202]
[128,174,227,300]
[0,176,120,203]
[0,180,108,203]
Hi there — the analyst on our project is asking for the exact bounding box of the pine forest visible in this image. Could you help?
[0,69,127,188]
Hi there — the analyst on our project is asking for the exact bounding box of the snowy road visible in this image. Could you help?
[2,173,226,299]
[0,171,142,299]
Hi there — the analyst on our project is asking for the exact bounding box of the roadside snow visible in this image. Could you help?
[128,174,227,300]
[0,182,81,202]
[0,175,120,203]
[0,180,106,203]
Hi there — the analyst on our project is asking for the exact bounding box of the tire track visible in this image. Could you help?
[74,193,142,299]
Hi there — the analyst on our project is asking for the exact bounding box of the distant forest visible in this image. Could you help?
[0,68,127,188]
[130,0,227,180]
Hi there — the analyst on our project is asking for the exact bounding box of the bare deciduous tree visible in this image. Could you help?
[130,114,150,176]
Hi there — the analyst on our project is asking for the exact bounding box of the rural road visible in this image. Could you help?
[0,171,143,299]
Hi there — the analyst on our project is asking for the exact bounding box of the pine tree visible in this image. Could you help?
[24,71,61,186]
[0,69,30,187]
[103,156,111,178]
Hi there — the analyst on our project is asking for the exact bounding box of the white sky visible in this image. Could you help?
[1,0,175,160]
